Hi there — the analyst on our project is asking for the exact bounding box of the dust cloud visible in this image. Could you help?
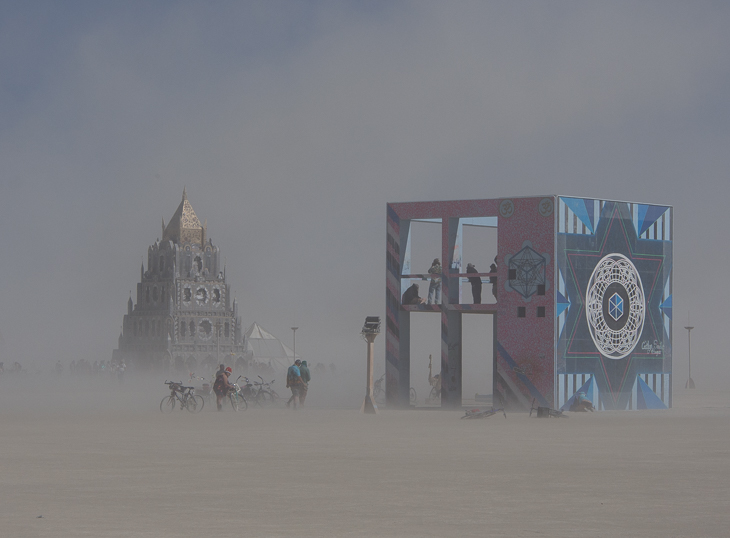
[2,367,729,537]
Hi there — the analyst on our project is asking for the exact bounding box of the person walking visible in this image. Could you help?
[213,366,234,411]
[299,360,311,405]
[427,258,442,304]
[466,263,482,304]
[286,359,305,409]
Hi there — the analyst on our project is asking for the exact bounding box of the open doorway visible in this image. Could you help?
[461,313,494,406]
[408,313,442,407]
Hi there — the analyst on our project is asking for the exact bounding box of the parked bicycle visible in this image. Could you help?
[426,354,441,404]
[372,374,417,405]
[228,376,248,411]
[189,373,213,404]
[242,375,279,407]
[160,381,204,413]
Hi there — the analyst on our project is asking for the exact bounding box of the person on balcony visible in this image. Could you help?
[466,263,482,304]
[402,283,425,305]
[427,258,442,304]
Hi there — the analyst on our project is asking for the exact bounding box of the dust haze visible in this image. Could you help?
[2,2,730,537]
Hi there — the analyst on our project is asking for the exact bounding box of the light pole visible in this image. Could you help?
[215,320,222,366]
[361,316,381,414]
[685,325,695,389]
[291,327,298,363]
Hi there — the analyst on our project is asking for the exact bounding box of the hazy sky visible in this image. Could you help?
[1,1,728,387]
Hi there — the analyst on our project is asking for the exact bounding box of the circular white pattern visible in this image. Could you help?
[585,254,645,359]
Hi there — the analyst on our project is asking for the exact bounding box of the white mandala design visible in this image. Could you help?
[585,254,645,359]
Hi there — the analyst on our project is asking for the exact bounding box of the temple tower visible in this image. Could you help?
[113,189,246,372]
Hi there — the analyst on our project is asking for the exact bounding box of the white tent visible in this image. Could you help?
[243,322,298,373]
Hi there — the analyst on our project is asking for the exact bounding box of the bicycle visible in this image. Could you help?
[529,398,567,418]
[373,374,385,403]
[426,354,441,404]
[244,375,279,407]
[228,376,248,411]
[160,381,204,413]
[190,373,213,404]
[373,374,417,405]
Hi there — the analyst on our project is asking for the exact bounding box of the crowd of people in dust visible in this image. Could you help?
[0,359,127,381]
[401,257,499,305]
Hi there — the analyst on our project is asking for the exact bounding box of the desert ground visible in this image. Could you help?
[1,375,729,538]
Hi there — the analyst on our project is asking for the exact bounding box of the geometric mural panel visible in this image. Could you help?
[557,198,672,410]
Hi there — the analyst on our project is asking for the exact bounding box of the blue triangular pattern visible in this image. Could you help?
[556,290,569,305]
[636,205,649,237]
[660,295,672,320]
[562,197,594,233]
[583,199,595,230]
[639,205,669,236]
[556,302,569,317]
[560,376,596,411]
[637,377,668,409]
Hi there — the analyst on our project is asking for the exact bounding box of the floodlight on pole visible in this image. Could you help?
[361,316,381,414]
[291,327,298,362]
[685,325,695,389]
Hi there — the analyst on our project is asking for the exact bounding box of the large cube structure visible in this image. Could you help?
[386,196,673,411]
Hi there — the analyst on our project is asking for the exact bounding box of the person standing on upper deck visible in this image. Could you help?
[427,258,442,304]
[466,263,482,304]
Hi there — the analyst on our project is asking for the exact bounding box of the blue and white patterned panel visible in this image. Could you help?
[661,270,672,338]
[558,373,597,409]
[556,268,570,338]
[632,205,671,241]
[558,197,600,235]
[627,374,671,409]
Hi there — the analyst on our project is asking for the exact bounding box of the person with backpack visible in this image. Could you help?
[298,360,311,405]
[286,359,305,409]
[213,366,234,411]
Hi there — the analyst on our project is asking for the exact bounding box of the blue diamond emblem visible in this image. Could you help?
[609,293,623,321]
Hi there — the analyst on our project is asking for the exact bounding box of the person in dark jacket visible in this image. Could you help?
[402,283,425,305]
[489,258,498,299]
[286,359,305,409]
[466,263,482,304]
[299,360,311,405]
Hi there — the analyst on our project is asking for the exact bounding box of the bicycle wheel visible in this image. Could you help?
[160,395,176,413]
[258,390,275,406]
[429,386,440,402]
[229,392,239,411]
[238,395,248,410]
[410,387,417,404]
[186,395,204,414]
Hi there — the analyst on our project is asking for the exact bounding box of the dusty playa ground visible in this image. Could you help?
[1,382,729,538]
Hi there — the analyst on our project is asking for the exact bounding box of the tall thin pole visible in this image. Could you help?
[291,327,298,362]
[215,321,221,365]
[362,333,378,414]
[684,325,695,389]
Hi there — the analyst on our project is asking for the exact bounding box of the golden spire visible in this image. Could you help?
[162,189,203,245]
